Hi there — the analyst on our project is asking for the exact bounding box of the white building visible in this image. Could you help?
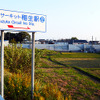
[0,40,9,46]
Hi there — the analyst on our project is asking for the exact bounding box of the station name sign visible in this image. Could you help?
[0,9,47,32]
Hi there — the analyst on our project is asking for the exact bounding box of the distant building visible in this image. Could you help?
[48,40,55,44]
[69,40,88,44]
[39,39,46,44]
[23,40,41,44]
[89,41,99,45]
[35,40,41,44]
[24,41,32,44]
[0,40,9,46]
[55,42,68,45]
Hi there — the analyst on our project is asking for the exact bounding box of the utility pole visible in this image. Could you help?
[92,36,93,45]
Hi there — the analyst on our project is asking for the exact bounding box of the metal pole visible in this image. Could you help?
[31,32,35,100]
[1,30,4,98]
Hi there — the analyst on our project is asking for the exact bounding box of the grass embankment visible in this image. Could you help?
[37,53,100,100]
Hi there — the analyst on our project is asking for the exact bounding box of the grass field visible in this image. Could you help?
[54,58,100,68]
[3,47,100,99]
[52,52,100,78]
[52,52,100,58]
[36,52,100,100]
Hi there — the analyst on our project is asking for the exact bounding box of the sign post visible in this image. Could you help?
[1,30,4,98]
[31,32,35,99]
[0,9,46,99]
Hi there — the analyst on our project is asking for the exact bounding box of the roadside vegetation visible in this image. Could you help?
[4,45,69,100]
[3,45,100,100]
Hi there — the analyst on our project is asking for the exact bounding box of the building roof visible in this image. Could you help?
[69,40,88,44]
[74,40,88,43]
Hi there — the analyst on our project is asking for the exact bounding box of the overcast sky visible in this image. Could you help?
[0,0,100,41]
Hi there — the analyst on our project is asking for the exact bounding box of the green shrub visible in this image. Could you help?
[4,44,43,73]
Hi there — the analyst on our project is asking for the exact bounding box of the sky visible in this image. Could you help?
[0,0,100,41]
